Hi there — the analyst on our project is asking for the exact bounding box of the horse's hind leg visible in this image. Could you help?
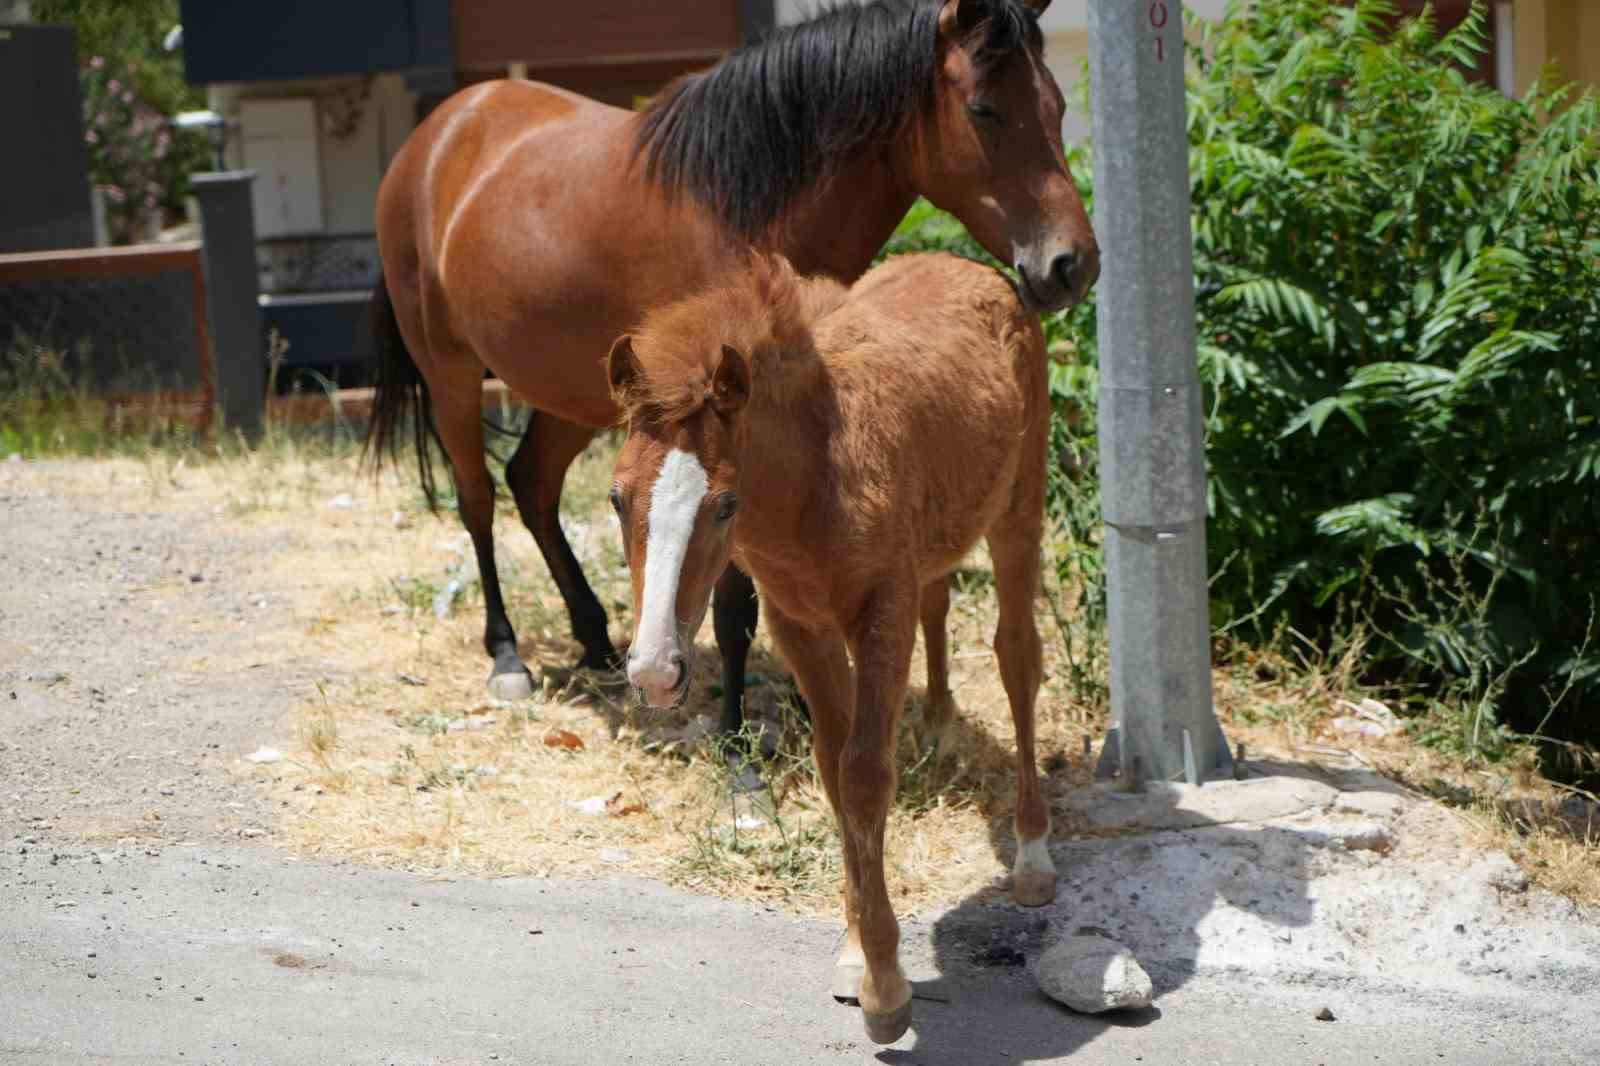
[918,575,957,760]
[986,518,1056,908]
[430,368,531,700]
[504,412,617,672]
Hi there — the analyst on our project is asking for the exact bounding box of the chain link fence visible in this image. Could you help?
[0,242,214,426]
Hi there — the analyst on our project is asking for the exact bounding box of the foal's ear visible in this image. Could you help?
[607,334,640,400]
[937,0,992,40]
[711,344,750,415]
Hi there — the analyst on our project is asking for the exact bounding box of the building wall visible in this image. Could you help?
[210,73,415,236]
[1514,0,1600,95]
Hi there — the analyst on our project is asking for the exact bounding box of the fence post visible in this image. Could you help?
[1088,0,1232,785]
[189,170,263,439]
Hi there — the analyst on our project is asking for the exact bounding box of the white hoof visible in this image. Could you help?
[1013,835,1058,907]
[488,670,535,701]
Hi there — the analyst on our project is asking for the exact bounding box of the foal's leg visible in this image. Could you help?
[842,583,918,1044]
[761,607,863,1002]
[918,575,957,760]
[430,370,527,699]
[503,412,618,673]
[986,522,1056,907]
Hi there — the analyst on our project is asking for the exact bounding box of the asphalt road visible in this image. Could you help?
[4,837,1594,1066]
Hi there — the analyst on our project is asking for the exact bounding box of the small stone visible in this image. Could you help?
[242,747,283,764]
[1333,821,1393,855]
[1031,934,1153,1014]
[189,573,203,583]
[1315,1006,1336,1021]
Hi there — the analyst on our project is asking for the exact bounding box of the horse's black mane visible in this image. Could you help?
[634,0,1043,240]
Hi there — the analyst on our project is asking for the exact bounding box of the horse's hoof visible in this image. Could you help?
[830,963,863,1004]
[1013,870,1058,907]
[861,999,913,1045]
[488,669,535,702]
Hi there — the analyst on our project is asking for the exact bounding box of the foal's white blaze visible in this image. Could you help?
[629,448,708,702]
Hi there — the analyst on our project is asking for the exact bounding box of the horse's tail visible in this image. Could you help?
[363,270,444,512]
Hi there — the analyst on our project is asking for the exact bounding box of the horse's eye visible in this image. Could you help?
[714,493,739,523]
[967,101,1002,122]
[609,486,624,514]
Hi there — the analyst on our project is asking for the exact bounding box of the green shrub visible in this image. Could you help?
[885,0,1600,760]
[1183,0,1600,756]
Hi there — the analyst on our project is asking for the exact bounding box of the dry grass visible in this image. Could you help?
[10,428,1598,913]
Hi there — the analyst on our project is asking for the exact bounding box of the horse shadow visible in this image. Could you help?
[875,690,1334,1065]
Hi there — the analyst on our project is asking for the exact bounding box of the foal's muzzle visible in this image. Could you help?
[629,648,689,709]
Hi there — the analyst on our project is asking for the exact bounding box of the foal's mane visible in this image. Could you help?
[614,256,846,426]
[634,0,1044,240]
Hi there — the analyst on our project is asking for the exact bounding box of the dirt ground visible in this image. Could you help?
[1,442,1120,916]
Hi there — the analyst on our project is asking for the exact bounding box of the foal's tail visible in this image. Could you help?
[363,270,445,511]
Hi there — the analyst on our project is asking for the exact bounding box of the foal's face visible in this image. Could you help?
[914,0,1099,311]
[608,340,749,709]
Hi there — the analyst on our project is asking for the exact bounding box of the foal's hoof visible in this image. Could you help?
[1013,870,1058,908]
[830,963,863,1004]
[487,669,535,702]
[861,999,913,1045]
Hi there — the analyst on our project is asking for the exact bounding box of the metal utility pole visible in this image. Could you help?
[1088,0,1232,785]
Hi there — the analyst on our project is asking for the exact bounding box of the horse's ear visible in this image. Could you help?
[607,334,640,400]
[712,344,750,415]
[1023,0,1052,16]
[937,0,990,40]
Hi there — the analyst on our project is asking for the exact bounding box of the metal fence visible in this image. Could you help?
[0,242,215,429]
[257,232,380,294]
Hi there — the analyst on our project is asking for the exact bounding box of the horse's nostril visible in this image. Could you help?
[1050,251,1080,290]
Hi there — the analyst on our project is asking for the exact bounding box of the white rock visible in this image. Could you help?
[571,794,611,815]
[242,746,284,764]
[326,493,356,509]
[1031,934,1154,1014]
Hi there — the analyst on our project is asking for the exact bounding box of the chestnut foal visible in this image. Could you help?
[607,253,1054,1044]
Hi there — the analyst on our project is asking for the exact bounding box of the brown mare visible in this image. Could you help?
[607,252,1055,1044]
[366,0,1096,768]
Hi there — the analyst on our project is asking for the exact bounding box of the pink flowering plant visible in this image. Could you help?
[80,55,194,243]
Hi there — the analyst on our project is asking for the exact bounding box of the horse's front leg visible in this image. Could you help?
[841,580,918,1044]
[760,606,863,1000]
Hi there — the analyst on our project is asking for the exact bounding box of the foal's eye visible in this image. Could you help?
[967,101,1002,122]
[714,493,739,523]
[608,486,624,514]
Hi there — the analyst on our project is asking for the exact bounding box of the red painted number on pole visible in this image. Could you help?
[1151,1,1169,62]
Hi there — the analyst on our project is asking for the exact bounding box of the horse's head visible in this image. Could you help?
[908,0,1098,310]
[606,332,752,709]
